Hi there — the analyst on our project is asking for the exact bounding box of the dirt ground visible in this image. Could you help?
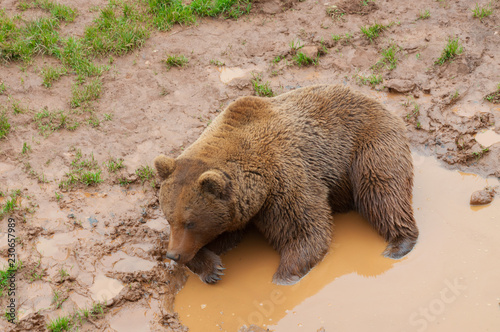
[1,0,499,331]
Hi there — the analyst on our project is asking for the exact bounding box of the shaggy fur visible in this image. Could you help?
[154,85,418,285]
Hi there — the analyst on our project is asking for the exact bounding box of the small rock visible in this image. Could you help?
[88,216,99,226]
[470,188,495,205]
[300,45,320,59]
[385,79,416,93]
[67,213,76,219]
[139,217,146,224]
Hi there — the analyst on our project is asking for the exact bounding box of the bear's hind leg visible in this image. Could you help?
[351,144,419,259]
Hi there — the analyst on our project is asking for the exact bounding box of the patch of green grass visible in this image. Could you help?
[60,149,103,189]
[471,147,489,160]
[22,142,31,154]
[52,290,66,309]
[374,44,399,70]
[119,177,131,186]
[103,113,113,121]
[326,5,345,20]
[355,73,383,86]
[47,301,106,332]
[59,37,105,79]
[41,65,67,88]
[0,82,6,94]
[83,5,149,56]
[105,158,124,173]
[0,261,22,296]
[471,3,493,21]
[0,15,61,62]
[484,83,500,103]
[251,73,274,97]
[360,22,389,42]
[33,0,77,22]
[272,55,283,63]
[163,54,189,69]
[55,191,62,201]
[435,37,463,65]
[70,78,102,108]
[147,0,252,31]
[0,112,10,139]
[47,316,71,332]
[59,267,69,280]
[417,9,430,20]
[79,170,103,186]
[136,165,156,186]
[289,39,303,52]
[210,59,225,66]
[87,115,100,128]
[293,52,317,66]
[1,197,17,218]
[33,109,67,137]
[11,99,27,114]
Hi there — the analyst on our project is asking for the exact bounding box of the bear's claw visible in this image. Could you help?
[272,273,301,286]
[383,237,417,259]
[202,264,225,284]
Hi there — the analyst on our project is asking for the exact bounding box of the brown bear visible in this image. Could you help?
[154,85,418,285]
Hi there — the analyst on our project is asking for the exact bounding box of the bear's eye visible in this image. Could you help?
[185,222,195,229]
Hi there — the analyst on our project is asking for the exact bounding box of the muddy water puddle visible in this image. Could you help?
[218,67,254,84]
[174,154,500,332]
[475,128,500,147]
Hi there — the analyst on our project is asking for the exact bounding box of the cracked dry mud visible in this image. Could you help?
[1,0,500,331]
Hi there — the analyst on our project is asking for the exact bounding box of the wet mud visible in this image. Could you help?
[1,0,500,331]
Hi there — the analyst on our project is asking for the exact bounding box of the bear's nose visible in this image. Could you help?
[166,252,181,261]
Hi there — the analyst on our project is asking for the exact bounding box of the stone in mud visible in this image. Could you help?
[470,188,495,205]
[385,79,416,93]
[300,45,320,59]
[88,216,98,226]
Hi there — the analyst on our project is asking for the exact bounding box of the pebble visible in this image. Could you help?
[470,189,495,205]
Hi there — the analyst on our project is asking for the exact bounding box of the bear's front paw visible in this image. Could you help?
[199,264,225,284]
[186,248,225,284]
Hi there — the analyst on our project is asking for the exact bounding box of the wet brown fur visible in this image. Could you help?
[155,85,418,285]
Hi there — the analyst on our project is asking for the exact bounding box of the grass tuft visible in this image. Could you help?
[136,165,156,186]
[293,52,317,66]
[147,0,252,31]
[251,73,274,97]
[41,65,67,88]
[34,0,77,22]
[163,54,189,69]
[83,5,149,56]
[70,78,102,108]
[471,3,493,21]
[435,37,463,65]
[0,112,10,139]
[417,9,430,20]
[360,22,389,42]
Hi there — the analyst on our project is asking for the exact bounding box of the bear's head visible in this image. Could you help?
[154,154,235,264]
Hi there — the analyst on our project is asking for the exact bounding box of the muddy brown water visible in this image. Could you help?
[174,154,500,332]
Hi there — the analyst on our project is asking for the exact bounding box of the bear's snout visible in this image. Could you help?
[166,252,181,261]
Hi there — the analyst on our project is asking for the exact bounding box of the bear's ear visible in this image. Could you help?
[198,170,227,198]
[154,155,176,180]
